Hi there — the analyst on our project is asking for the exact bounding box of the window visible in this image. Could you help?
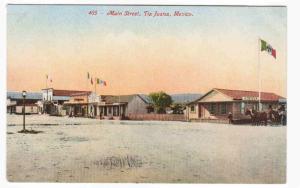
[240,102,245,114]
[221,103,227,114]
[147,106,154,113]
[209,104,216,114]
[108,107,112,114]
[190,105,195,112]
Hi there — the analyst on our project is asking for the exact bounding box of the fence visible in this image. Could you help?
[189,118,252,124]
[128,113,186,121]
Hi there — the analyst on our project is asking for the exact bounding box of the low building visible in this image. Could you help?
[7,91,43,114]
[186,88,286,123]
[63,91,93,117]
[42,88,90,115]
[98,94,151,120]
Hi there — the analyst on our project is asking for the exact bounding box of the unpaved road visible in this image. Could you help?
[6,114,286,183]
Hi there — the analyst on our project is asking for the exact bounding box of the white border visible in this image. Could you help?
[1,1,299,188]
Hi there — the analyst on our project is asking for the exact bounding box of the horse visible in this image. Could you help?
[245,109,268,126]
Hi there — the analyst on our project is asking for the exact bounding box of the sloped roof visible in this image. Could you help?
[70,91,92,97]
[7,91,42,100]
[138,94,151,103]
[214,88,285,101]
[100,94,150,104]
[101,95,136,104]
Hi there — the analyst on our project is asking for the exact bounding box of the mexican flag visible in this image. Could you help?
[100,80,107,86]
[261,39,276,59]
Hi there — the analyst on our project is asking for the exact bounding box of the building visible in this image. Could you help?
[7,91,43,114]
[98,94,151,120]
[42,88,90,115]
[63,91,98,117]
[63,93,150,119]
[186,88,286,123]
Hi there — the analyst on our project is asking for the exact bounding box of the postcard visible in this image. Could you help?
[6,4,287,183]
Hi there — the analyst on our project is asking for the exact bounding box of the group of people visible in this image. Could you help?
[268,104,287,125]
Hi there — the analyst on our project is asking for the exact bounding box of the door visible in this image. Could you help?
[104,106,107,116]
[94,105,97,116]
[198,104,202,118]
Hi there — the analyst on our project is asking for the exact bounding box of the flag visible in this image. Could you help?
[50,78,52,83]
[100,80,107,86]
[96,78,100,84]
[261,39,276,59]
[87,72,90,79]
[46,74,48,79]
[91,77,93,85]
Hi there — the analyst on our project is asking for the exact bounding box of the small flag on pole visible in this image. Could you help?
[96,78,100,84]
[261,39,276,59]
[100,80,107,86]
[46,74,48,79]
[87,72,90,79]
[91,77,93,85]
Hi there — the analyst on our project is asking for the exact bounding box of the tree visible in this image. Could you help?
[148,91,173,114]
[171,103,184,114]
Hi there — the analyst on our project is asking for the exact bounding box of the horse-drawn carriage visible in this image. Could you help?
[245,105,286,126]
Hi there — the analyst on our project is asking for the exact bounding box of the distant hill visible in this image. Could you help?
[139,93,202,104]
[170,93,202,104]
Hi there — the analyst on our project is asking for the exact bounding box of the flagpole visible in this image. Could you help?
[117,76,120,118]
[258,37,262,111]
[94,78,97,93]
[46,74,48,89]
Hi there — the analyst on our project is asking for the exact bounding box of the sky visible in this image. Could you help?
[7,5,287,96]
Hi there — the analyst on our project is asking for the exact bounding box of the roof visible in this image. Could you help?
[53,96,70,101]
[70,91,92,97]
[279,98,287,103]
[101,95,136,104]
[214,88,285,101]
[138,94,151,103]
[42,89,90,96]
[190,88,285,104]
[7,91,42,100]
[100,94,149,104]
